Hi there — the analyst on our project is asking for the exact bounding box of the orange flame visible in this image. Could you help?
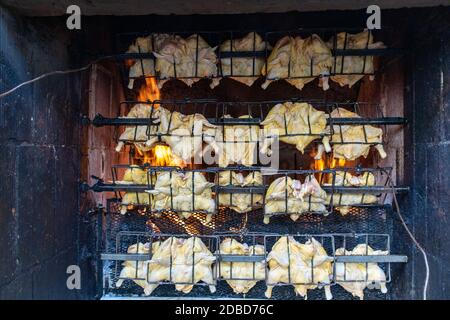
[133,76,184,167]
[313,150,347,183]
[138,77,160,102]
[148,145,185,167]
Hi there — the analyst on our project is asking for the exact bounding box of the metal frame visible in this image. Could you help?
[85,166,408,218]
[113,28,400,88]
[100,231,407,296]
[88,100,407,156]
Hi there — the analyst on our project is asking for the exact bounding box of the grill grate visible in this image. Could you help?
[113,28,400,89]
[90,166,406,221]
[101,227,403,300]
[90,99,407,155]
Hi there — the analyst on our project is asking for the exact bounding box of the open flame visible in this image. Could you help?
[313,151,347,183]
[132,74,185,167]
[138,77,160,102]
[144,145,186,167]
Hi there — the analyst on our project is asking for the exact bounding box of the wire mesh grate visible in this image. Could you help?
[114,28,396,90]
[101,230,399,300]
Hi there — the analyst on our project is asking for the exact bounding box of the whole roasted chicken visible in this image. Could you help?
[334,244,388,299]
[216,115,260,167]
[148,171,216,221]
[261,102,330,156]
[117,237,216,296]
[261,34,332,90]
[265,236,333,300]
[326,171,378,215]
[219,32,269,86]
[217,171,264,213]
[217,238,266,294]
[318,107,386,161]
[156,107,218,163]
[154,34,219,89]
[327,30,385,88]
[264,175,328,224]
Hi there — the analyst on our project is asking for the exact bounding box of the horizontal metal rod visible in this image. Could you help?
[323,186,410,194]
[101,253,150,261]
[217,254,265,263]
[216,186,266,194]
[89,183,408,194]
[91,182,151,193]
[92,114,159,127]
[334,255,408,263]
[90,114,406,127]
[219,51,266,58]
[332,48,404,56]
[208,118,262,125]
[327,117,407,125]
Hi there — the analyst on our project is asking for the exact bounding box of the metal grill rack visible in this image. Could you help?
[88,99,406,167]
[113,28,400,89]
[84,165,408,221]
[85,28,409,301]
[100,231,407,299]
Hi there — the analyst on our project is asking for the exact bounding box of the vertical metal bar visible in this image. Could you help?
[230,32,233,77]
[287,236,292,284]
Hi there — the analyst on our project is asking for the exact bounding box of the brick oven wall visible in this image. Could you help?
[0,7,93,299]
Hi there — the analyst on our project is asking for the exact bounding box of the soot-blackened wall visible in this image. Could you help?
[402,8,450,300]
[0,7,94,299]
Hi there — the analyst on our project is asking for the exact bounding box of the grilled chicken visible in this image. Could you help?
[261,34,332,90]
[117,165,152,214]
[156,107,218,163]
[116,104,160,153]
[320,107,386,161]
[261,102,330,156]
[218,238,266,294]
[326,171,378,215]
[117,237,216,296]
[264,175,327,224]
[216,115,260,167]
[327,30,385,88]
[171,237,217,294]
[154,34,219,89]
[148,171,215,221]
[116,242,157,293]
[220,32,269,86]
[126,34,172,89]
[334,244,388,300]
[265,236,333,300]
[217,171,264,213]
